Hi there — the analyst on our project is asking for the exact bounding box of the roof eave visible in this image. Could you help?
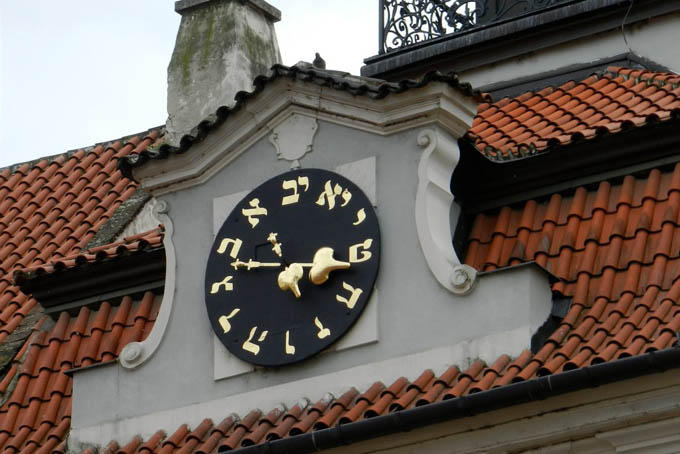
[15,248,165,318]
[454,114,680,213]
[226,345,680,454]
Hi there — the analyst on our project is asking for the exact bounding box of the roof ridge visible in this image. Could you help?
[0,125,165,176]
[118,64,487,179]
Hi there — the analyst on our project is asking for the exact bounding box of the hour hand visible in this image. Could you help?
[308,247,350,285]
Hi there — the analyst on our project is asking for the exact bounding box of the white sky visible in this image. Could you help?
[0,1,377,168]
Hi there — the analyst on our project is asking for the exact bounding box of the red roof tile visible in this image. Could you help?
[0,128,162,453]
[0,292,160,454]
[4,67,680,454]
[93,69,680,452]
[14,227,164,282]
[470,67,680,160]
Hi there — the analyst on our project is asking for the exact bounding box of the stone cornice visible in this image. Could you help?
[134,78,478,196]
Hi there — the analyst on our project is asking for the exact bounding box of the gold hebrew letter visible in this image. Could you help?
[242,198,268,228]
[281,176,310,206]
[210,276,234,294]
[314,317,331,339]
[341,188,352,207]
[218,308,240,333]
[285,330,296,355]
[336,282,363,310]
[242,326,268,355]
[316,180,343,210]
[349,239,373,263]
[353,208,366,226]
[216,238,242,258]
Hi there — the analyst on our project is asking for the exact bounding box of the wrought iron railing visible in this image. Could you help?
[380,0,571,53]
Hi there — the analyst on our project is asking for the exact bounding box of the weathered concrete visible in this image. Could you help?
[165,0,281,146]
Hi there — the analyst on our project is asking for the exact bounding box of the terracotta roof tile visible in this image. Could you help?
[0,292,160,452]
[5,67,680,454]
[470,67,680,160]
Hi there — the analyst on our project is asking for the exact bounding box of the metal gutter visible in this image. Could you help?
[224,345,680,453]
[15,248,166,316]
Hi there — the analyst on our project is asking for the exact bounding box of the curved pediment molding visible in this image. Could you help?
[133,79,478,196]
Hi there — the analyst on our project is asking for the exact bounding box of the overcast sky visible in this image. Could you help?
[0,1,377,168]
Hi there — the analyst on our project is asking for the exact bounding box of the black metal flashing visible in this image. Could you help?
[117,64,486,181]
[531,295,572,354]
[224,344,680,454]
[362,0,680,81]
[453,113,680,214]
[14,248,165,318]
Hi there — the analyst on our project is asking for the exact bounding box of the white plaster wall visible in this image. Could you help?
[71,120,554,445]
[461,13,680,90]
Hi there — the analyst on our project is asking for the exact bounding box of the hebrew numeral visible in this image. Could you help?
[216,238,242,258]
[218,308,240,333]
[349,239,373,263]
[314,317,331,339]
[242,326,268,355]
[340,188,352,207]
[316,180,352,210]
[353,208,366,226]
[336,282,363,310]
[211,276,234,294]
[242,198,268,228]
[281,176,310,206]
[285,330,296,355]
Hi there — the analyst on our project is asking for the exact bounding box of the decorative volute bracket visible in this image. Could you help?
[120,200,177,369]
[416,129,477,295]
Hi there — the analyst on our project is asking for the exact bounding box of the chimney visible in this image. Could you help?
[166,0,282,145]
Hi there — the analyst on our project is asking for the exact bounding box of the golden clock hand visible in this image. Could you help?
[277,248,350,297]
[295,247,351,285]
[278,263,304,298]
[308,247,350,285]
[231,259,282,270]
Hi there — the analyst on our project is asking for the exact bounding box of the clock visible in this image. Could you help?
[205,168,380,366]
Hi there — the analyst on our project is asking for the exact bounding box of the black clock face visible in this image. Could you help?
[205,169,380,366]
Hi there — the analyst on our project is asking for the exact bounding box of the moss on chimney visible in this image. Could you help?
[166,0,281,146]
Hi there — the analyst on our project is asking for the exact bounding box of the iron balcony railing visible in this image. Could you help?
[379,0,572,54]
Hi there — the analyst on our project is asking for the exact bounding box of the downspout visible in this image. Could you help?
[224,345,680,453]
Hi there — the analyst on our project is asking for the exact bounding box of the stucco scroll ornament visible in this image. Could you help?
[415,129,477,295]
[120,199,177,369]
[269,114,318,169]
